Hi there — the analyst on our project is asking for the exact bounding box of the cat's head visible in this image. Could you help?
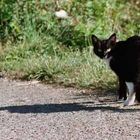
[91,33,116,59]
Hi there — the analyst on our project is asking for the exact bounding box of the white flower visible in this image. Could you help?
[55,10,68,19]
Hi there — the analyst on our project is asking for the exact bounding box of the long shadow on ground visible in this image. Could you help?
[0,102,140,114]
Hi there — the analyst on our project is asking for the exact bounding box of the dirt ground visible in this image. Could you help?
[0,78,140,140]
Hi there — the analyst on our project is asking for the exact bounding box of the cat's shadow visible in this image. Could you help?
[0,88,139,114]
[0,102,140,114]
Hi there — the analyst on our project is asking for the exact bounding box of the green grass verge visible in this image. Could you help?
[1,0,139,90]
[0,40,116,90]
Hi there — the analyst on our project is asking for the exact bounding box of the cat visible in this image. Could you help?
[91,33,140,106]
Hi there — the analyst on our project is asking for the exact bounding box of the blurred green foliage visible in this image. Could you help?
[0,0,140,47]
[0,0,140,88]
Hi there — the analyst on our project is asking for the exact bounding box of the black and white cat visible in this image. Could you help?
[91,33,140,106]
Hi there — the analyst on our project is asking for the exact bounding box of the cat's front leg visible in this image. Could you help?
[124,82,135,106]
[118,78,127,101]
[135,82,140,103]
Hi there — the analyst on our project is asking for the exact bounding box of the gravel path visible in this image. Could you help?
[0,78,140,140]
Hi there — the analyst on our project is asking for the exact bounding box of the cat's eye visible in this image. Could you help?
[98,49,102,52]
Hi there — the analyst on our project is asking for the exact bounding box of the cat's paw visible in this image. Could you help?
[123,98,135,106]
[123,93,135,106]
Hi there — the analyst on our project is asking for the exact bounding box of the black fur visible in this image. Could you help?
[91,34,140,101]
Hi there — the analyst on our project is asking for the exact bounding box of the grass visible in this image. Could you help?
[0,40,116,90]
[0,0,139,90]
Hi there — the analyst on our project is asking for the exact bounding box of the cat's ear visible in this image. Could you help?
[108,33,116,47]
[91,35,99,46]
